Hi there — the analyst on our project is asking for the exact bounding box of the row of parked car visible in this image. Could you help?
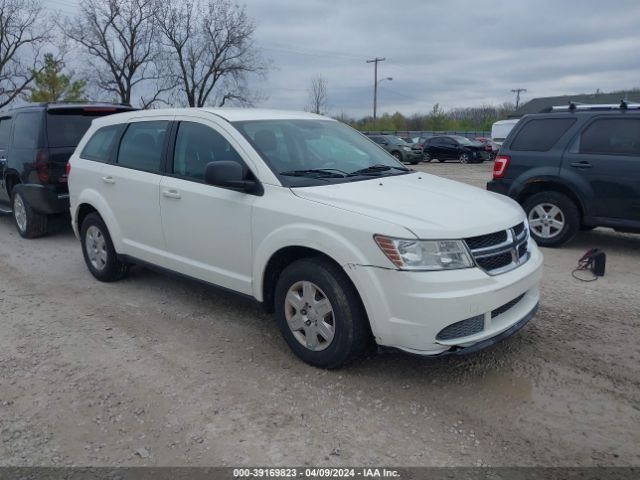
[366,133,497,164]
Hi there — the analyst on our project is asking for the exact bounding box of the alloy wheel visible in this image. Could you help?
[528,203,565,239]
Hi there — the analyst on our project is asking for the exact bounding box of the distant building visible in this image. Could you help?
[511,90,640,117]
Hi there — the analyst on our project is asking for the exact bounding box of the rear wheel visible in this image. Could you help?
[80,213,129,281]
[523,192,580,247]
[12,190,48,239]
[274,257,371,369]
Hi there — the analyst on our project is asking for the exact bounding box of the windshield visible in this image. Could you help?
[450,135,475,146]
[233,120,411,186]
[384,135,409,145]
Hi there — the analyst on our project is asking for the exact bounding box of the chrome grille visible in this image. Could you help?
[465,222,530,275]
[436,314,484,341]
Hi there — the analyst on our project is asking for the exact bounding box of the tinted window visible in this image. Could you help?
[173,122,244,181]
[117,121,168,172]
[81,125,123,162]
[0,117,11,147]
[580,118,640,156]
[47,108,131,148]
[511,118,575,152]
[12,112,41,149]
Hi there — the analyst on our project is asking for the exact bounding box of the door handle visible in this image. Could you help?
[570,161,592,169]
[162,189,181,199]
[102,176,116,184]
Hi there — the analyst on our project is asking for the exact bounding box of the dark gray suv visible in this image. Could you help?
[487,102,640,247]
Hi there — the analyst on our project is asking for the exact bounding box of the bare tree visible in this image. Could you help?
[0,0,48,107]
[62,0,172,108]
[156,0,267,107]
[306,74,328,114]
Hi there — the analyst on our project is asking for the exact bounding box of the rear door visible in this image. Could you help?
[0,116,12,202]
[99,118,171,263]
[562,116,640,221]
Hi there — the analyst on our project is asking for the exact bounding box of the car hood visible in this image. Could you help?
[291,172,525,239]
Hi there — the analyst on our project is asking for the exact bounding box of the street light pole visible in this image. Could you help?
[367,57,385,126]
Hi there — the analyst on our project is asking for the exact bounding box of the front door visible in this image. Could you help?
[159,119,256,295]
[562,116,640,221]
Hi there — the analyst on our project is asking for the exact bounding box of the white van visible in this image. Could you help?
[491,119,520,146]
[68,108,543,368]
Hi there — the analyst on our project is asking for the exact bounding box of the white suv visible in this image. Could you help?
[68,108,543,368]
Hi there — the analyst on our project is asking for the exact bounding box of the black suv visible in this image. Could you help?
[0,103,135,237]
[422,135,489,163]
[487,103,640,247]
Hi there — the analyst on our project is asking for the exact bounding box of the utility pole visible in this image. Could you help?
[367,57,385,126]
[511,88,527,109]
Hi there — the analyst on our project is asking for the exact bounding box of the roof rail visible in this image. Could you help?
[551,100,640,112]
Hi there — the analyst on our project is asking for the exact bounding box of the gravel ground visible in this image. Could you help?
[1,161,639,467]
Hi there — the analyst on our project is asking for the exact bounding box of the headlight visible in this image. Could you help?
[374,235,474,271]
[402,146,411,151]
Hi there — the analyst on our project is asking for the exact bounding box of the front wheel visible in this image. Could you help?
[12,190,48,238]
[423,152,432,162]
[523,192,580,247]
[391,151,402,162]
[459,152,471,164]
[80,212,129,282]
[274,257,371,369]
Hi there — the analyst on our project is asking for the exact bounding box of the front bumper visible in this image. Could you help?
[14,184,69,215]
[348,242,544,355]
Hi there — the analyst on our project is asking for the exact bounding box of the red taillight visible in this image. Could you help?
[493,155,510,179]
[66,162,71,176]
[36,150,50,183]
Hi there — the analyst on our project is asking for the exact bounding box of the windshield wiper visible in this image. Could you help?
[280,168,347,178]
[346,164,410,177]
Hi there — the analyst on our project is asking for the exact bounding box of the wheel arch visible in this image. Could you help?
[74,190,124,252]
[516,180,585,223]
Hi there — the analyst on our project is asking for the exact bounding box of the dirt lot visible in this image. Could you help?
[1,161,639,467]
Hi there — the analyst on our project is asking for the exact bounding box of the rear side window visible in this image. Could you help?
[580,118,640,156]
[12,112,41,149]
[81,125,123,162]
[117,121,168,172]
[510,118,576,152]
[0,117,11,147]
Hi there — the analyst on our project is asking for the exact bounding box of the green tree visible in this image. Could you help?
[30,53,86,102]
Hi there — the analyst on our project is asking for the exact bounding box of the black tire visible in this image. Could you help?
[523,191,580,247]
[274,257,371,369]
[391,151,402,162]
[12,190,48,239]
[459,152,471,164]
[423,152,432,162]
[80,212,129,282]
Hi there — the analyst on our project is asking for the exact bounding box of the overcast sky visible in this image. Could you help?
[47,0,640,117]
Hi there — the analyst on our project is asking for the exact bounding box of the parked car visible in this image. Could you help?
[399,136,415,144]
[366,134,423,164]
[422,135,490,163]
[475,136,499,160]
[69,108,543,368]
[487,102,640,247]
[0,103,136,237]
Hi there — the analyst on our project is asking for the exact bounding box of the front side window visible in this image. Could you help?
[81,125,123,162]
[173,122,245,181]
[12,112,41,149]
[511,118,575,152]
[117,121,168,172]
[233,119,410,187]
[580,118,640,156]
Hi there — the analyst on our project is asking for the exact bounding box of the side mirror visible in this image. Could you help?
[204,161,261,194]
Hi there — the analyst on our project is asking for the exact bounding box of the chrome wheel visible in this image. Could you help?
[528,203,565,239]
[85,225,108,271]
[459,153,470,164]
[284,281,335,351]
[13,194,27,233]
